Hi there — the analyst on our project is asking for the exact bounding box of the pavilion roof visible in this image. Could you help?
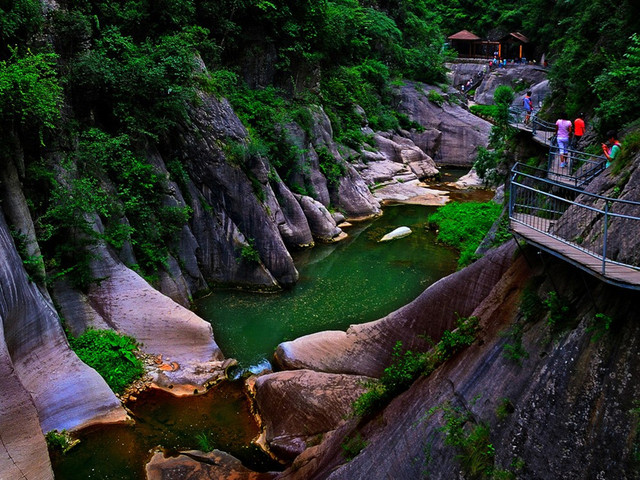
[448,29,481,41]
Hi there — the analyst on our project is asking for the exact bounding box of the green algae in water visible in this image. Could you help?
[196,204,459,366]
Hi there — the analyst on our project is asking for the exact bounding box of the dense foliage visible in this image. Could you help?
[428,202,502,267]
[68,329,144,394]
[2,0,640,286]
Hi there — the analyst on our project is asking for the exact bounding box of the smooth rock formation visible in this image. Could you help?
[294,194,345,243]
[248,370,370,460]
[56,230,227,395]
[0,327,54,480]
[0,211,126,479]
[452,167,484,188]
[395,82,492,166]
[379,226,412,242]
[183,92,300,288]
[474,64,549,105]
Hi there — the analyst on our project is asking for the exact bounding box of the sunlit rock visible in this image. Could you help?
[379,226,412,242]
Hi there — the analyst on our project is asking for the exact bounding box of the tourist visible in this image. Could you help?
[555,113,572,168]
[523,91,533,125]
[602,130,621,168]
[572,114,585,147]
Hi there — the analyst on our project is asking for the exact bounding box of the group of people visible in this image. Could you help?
[553,112,620,169]
[553,113,585,168]
[460,70,485,93]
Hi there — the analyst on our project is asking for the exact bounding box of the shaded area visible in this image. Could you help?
[51,381,281,479]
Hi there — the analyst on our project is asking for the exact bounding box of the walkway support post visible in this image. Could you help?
[602,200,609,275]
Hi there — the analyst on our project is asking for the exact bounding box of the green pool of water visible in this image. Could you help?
[195,204,460,367]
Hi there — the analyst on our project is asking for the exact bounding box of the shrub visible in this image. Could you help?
[341,433,368,461]
[428,89,445,106]
[239,238,261,264]
[428,403,496,478]
[353,316,478,417]
[470,104,500,121]
[317,146,346,186]
[428,202,502,267]
[501,324,529,365]
[45,430,79,454]
[543,291,571,328]
[68,329,144,394]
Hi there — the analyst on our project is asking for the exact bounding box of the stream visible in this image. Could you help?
[52,169,492,479]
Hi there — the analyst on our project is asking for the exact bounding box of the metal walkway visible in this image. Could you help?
[509,163,640,290]
[508,108,607,189]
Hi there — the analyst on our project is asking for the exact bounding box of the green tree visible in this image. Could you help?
[593,33,640,131]
[0,50,62,147]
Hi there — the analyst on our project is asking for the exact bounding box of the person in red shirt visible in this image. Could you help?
[572,114,585,148]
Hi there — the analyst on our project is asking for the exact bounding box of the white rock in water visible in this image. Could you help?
[379,226,412,242]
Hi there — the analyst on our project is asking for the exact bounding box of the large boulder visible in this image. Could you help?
[475,64,549,105]
[294,194,345,243]
[146,449,277,480]
[307,106,382,219]
[55,226,229,395]
[248,370,370,461]
[395,82,493,166]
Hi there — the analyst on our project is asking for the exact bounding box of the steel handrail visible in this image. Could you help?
[509,163,640,279]
[511,163,640,206]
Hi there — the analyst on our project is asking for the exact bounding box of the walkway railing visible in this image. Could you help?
[546,146,607,188]
[509,163,640,288]
[508,107,557,146]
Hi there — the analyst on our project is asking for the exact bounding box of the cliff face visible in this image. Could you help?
[0,212,126,479]
[275,250,640,480]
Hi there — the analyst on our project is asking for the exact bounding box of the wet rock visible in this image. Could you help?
[146,449,277,480]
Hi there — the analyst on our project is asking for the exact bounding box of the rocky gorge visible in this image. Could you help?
[5,40,639,480]
[0,49,494,478]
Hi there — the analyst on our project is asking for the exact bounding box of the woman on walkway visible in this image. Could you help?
[523,91,533,124]
[602,130,621,168]
[555,113,572,168]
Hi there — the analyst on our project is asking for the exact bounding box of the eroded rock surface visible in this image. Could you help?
[395,82,492,166]
[247,370,370,461]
